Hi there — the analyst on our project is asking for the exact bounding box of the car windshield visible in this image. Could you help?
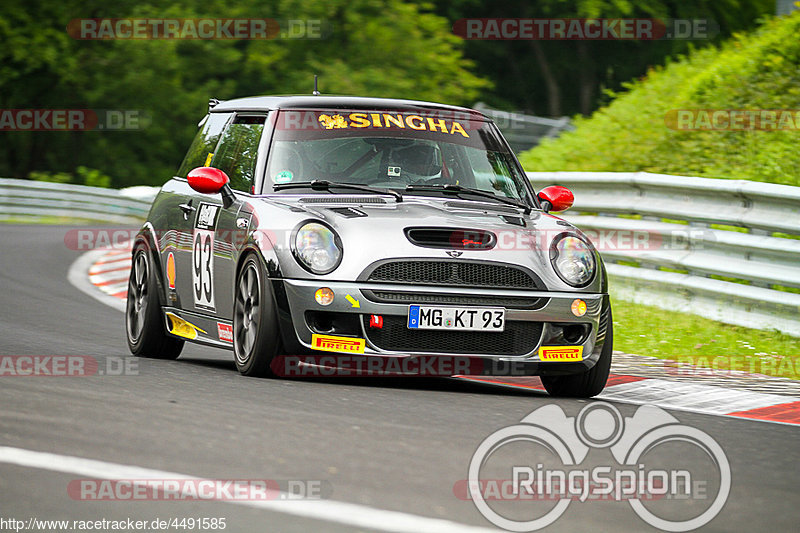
[264,108,531,202]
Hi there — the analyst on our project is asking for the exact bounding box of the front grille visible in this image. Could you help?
[363,260,542,289]
[362,290,547,310]
[363,316,543,356]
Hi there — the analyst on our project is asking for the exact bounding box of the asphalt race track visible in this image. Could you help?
[1,224,798,532]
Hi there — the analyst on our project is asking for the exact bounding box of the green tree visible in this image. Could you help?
[0,0,489,187]
[519,11,800,186]
[432,0,773,116]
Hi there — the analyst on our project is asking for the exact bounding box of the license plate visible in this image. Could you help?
[407,305,505,332]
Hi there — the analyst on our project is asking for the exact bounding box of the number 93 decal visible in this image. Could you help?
[192,203,220,311]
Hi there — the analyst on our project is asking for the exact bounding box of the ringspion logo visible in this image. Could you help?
[465,403,730,531]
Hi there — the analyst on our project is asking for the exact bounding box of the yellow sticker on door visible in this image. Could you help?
[538,346,584,362]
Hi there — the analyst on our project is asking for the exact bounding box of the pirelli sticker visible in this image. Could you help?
[311,334,366,354]
[538,346,584,362]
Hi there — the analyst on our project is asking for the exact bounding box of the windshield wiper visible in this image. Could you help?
[404,184,530,213]
[273,180,403,202]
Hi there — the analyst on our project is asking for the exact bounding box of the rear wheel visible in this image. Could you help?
[126,245,184,359]
[233,254,281,377]
[541,307,613,398]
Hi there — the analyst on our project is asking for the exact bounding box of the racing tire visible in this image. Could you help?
[541,306,613,398]
[126,245,184,359]
[233,253,281,377]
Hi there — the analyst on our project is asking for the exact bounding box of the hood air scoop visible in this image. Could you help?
[404,227,496,250]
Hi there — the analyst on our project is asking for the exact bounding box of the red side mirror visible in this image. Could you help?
[537,185,574,213]
[187,167,230,194]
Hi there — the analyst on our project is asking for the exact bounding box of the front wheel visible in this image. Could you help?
[541,307,613,398]
[233,254,281,377]
[126,245,184,359]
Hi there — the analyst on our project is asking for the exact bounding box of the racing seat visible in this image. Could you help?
[390,144,443,178]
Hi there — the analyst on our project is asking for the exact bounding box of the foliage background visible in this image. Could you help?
[0,0,487,187]
[519,10,800,186]
[0,0,781,187]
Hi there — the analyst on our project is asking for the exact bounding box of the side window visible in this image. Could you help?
[211,115,266,193]
[176,113,232,177]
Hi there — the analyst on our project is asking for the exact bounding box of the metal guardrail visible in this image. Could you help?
[529,171,800,336]
[474,103,573,154]
[2,174,798,335]
[0,178,156,224]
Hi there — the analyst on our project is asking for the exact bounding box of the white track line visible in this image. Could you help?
[0,446,500,533]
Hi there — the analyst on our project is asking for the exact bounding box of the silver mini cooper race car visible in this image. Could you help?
[126,95,612,397]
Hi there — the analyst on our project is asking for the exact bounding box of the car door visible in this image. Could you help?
[178,113,270,321]
[163,112,232,312]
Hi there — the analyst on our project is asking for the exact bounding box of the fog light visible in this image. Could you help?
[315,287,334,306]
[571,299,587,317]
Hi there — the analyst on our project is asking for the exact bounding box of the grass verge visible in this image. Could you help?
[611,298,800,381]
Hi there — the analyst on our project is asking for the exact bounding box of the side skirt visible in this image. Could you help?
[161,306,234,350]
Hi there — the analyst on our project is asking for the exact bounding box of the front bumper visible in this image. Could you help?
[275,278,608,374]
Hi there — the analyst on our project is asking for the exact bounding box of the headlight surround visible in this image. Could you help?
[292,221,343,275]
[550,233,596,287]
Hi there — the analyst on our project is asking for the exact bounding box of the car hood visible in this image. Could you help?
[247,194,601,292]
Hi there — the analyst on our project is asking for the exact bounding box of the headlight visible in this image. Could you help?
[550,234,596,287]
[293,222,343,274]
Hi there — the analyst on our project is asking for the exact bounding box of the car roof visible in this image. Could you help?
[211,95,489,118]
